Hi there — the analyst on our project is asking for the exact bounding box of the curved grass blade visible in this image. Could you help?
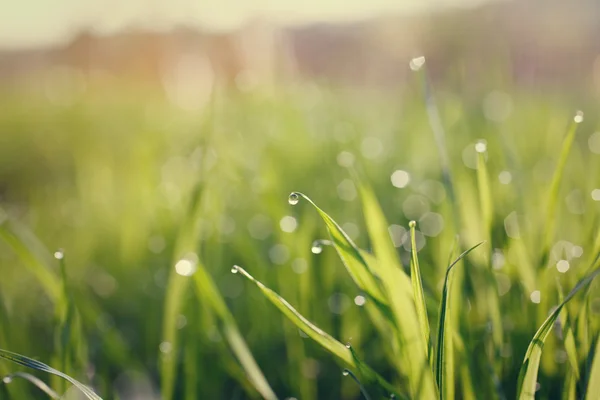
[541,111,583,263]
[517,262,600,400]
[193,263,277,400]
[0,349,101,400]
[557,281,580,380]
[409,221,432,364]
[436,241,485,400]
[233,265,398,394]
[342,369,372,400]
[1,372,60,399]
[352,182,436,399]
[585,337,600,400]
[289,192,386,305]
[346,344,406,399]
[234,265,353,365]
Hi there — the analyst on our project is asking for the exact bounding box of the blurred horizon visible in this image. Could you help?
[2,0,497,50]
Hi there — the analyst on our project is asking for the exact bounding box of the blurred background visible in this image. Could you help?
[1,0,600,398]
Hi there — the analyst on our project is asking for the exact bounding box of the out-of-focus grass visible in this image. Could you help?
[0,77,599,399]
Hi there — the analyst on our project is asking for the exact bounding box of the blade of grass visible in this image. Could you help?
[541,111,583,264]
[409,221,432,364]
[352,182,437,399]
[436,241,484,400]
[585,336,600,400]
[1,372,60,399]
[0,349,101,400]
[517,261,600,399]
[193,262,277,400]
[342,369,372,400]
[288,192,386,306]
[557,281,580,380]
[232,265,400,398]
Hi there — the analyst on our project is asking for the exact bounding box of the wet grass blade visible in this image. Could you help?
[342,369,372,400]
[1,372,60,399]
[193,263,277,400]
[517,263,600,400]
[585,337,600,400]
[234,265,353,365]
[436,241,485,400]
[0,349,101,400]
[542,112,583,262]
[409,221,432,364]
[288,192,386,305]
[233,265,399,395]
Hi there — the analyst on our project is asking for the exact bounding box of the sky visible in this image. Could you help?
[1,0,491,49]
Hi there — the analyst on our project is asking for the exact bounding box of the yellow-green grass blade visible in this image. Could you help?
[232,265,401,398]
[436,241,484,400]
[0,349,101,400]
[476,149,493,236]
[0,215,60,300]
[409,221,432,364]
[353,181,437,399]
[193,263,277,400]
[517,263,600,400]
[557,282,580,380]
[1,372,60,399]
[542,111,583,263]
[288,192,386,305]
[586,337,600,400]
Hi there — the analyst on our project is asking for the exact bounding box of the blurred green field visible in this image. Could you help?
[0,73,599,399]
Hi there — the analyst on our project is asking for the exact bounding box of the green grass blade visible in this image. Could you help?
[585,337,600,400]
[288,192,386,305]
[542,112,583,262]
[517,263,600,399]
[557,281,580,380]
[193,263,277,400]
[409,221,432,364]
[233,264,353,365]
[436,241,484,400]
[342,369,372,400]
[0,349,101,400]
[476,148,493,235]
[233,264,399,395]
[1,372,60,399]
[352,181,437,399]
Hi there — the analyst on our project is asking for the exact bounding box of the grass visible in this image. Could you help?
[0,75,599,399]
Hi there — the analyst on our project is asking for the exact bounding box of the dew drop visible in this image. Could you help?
[288,193,299,205]
[2,376,12,384]
[231,265,239,274]
[54,249,64,260]
[345,342,351,349]
[574,110,584,124]
[409,220,416,229]
[354,295,366,306]
[475,140,487,153]
[409,56,426,71]
[311,242,323,254]
[342,370,349,377]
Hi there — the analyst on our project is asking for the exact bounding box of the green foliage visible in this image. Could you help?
[0,84,599,399]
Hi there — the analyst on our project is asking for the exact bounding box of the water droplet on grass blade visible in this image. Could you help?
[2,376,12,384]
[475,139,487,153]
[342,370,350,377]
[409,220,416,228]
[409,56,426,71]
[288,193,299,205]
[345,342,351,349]
[311,242,323,254]
[574,110,584,123]
[54,249,64,260]
[231,265,239,274]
